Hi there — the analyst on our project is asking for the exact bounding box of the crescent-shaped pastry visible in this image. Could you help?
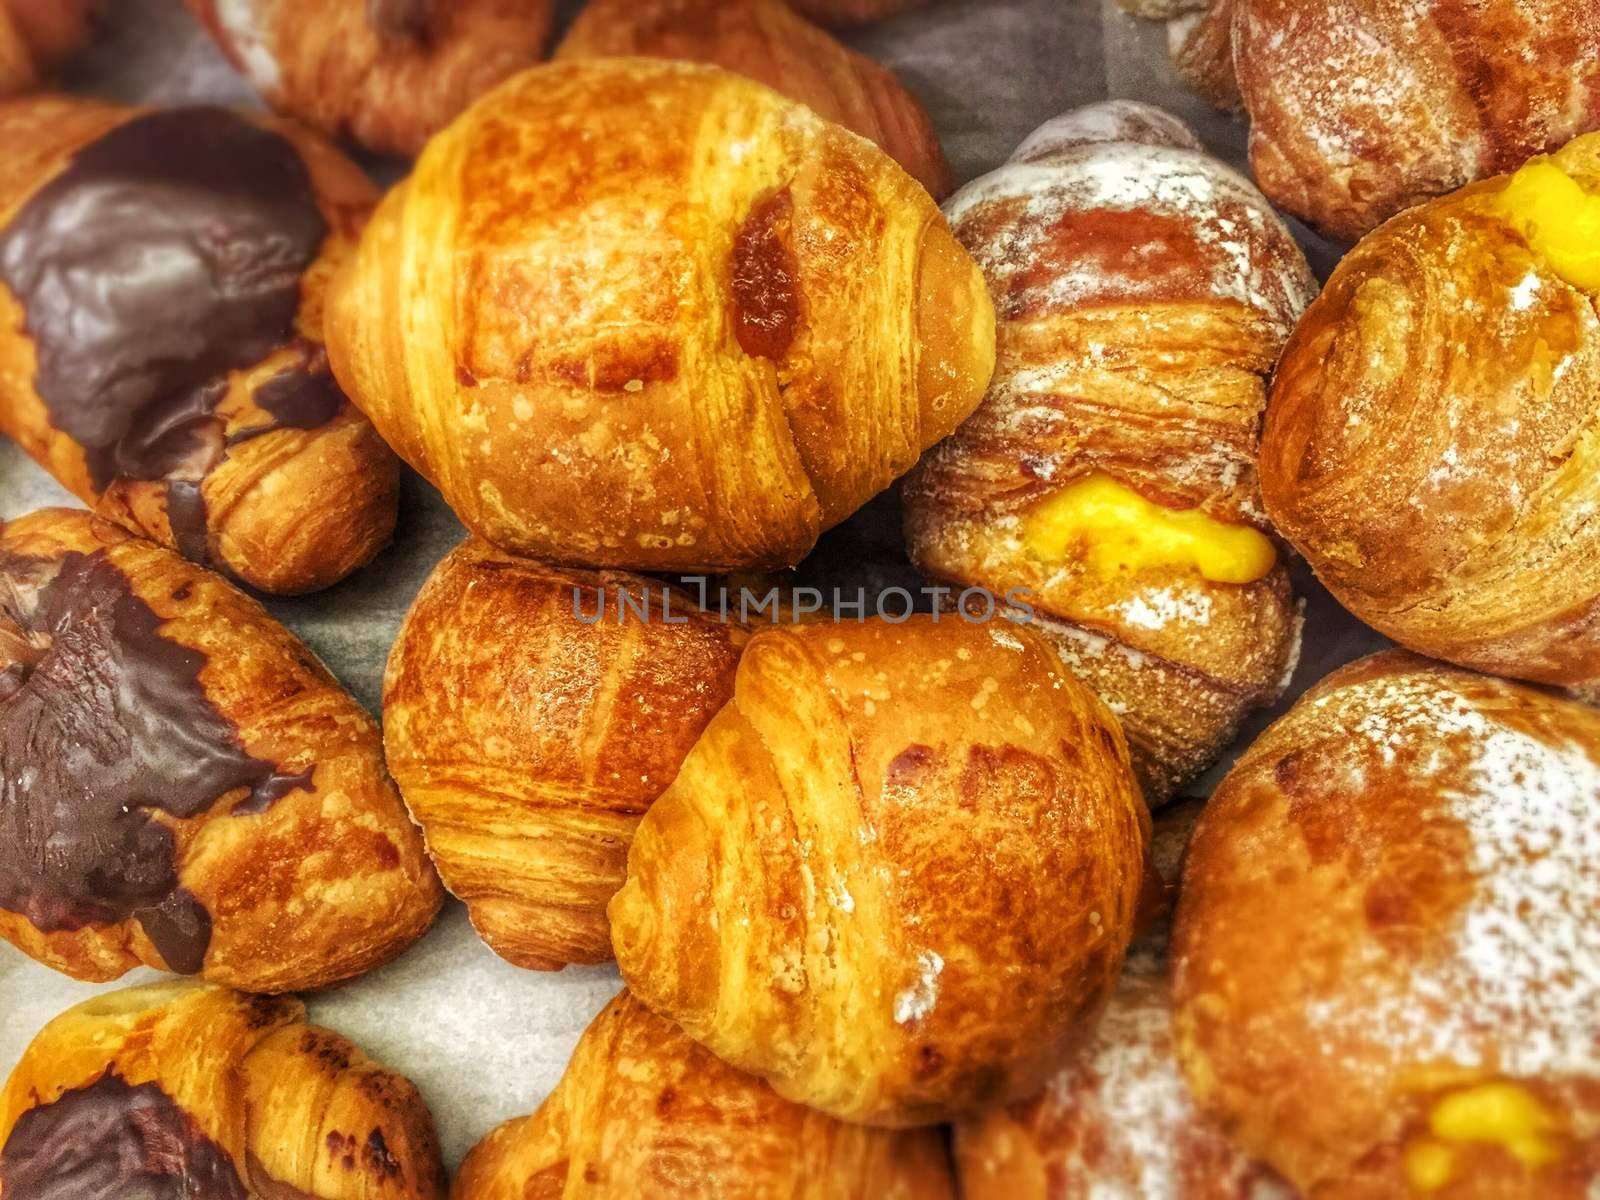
[1173,651,1600,1198]
[0,96,398,595]
[0,980,446,1199]
[326,58,995,572]
[0,508,441,990]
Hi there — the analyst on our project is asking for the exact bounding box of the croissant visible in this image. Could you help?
[455,990,955,1199]
[185,0,555,159]
[326,58,996,573]
[1166,0,1600,241]
[1173,650,1600,1198]
[0,980,446,1199]
[0,0,95,96]
[1260,132,1600,691]
[0,96,398,595]
[383,539,744,970]
[786,0,930,24]
[1166,0,1241,112]
[608,615,1149,1128]
[904,102,1314,804]
[555,0,953,199]
[0,508,441,990]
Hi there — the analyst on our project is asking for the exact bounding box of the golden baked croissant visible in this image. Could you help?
[787,0,930,24]
[555,0,953,198]
[1168,0,1600,240]
[326,58,996,573]
[1166,0,1241,112]
[383,539,744,971]
[0,980,446,1200]
[608,615,1149,1128]
[0,508,441,991]
[454,990,956,1199]
[0,0,96,96]
[185,0,554,158]
[1261,132,1600,691]
[0,96,398,595]
[1173,651,1600,1199]
[904,102,1314,803]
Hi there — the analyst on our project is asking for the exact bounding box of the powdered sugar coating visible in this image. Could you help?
[1012,99,1202,163]
[213,0,282,93]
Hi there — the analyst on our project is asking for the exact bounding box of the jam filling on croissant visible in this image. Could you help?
[1497,145,1600,292]
[0,107,340,564]
[0,549,311,973]
[0,1070,246,1200]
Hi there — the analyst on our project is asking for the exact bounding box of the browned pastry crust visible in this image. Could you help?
[1259,137,1600,689]
[0,508,441,991]
[609,615,1149,1128]
[555,0,953,198]
[0,95,398,595]
[0,981,446,1200]
[1168,0,1240,112]
[1229,0,1600,241]
[0,0,95,96]
[1172,651,1600,1199]
[326,59,995,572]
[382,539,745,971]
[185,0,555,159]
[453,990,956,1199]
[787,0,930,25]
[905,102,1313,803]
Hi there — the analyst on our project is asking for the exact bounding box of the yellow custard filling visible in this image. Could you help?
[1403,1083,1563,1193]
[1497,152,1600,291]
[1021,473,1276,585]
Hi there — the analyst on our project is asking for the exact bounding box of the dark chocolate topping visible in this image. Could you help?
[368,0,434,40]
[0,1071,247,1200]
[0,549,313,971]
[0,107,329,495]
[234,346,346,444]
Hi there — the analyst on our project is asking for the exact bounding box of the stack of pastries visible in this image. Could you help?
[5,1,1600,1197]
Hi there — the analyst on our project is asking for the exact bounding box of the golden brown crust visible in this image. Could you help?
[0,981,447,1200]
[453,990,955,1199]
[905,103,1313,803]
[555,0,953,199]
[1168,0,1240,112]
[382,539,745,970]
[326,59,995,572]
[185,0,554,159]
[0,95,398,596]
[1172,651,1600,1198]
[1260,137,1600,689]
[786,0,930,25]
[1231,0,1600,241]
[0,508,441,991]
[609,615,1149,1127]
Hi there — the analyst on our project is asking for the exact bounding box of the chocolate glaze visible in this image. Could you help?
[0,107,329,535]
[0,1071,247,1200]
[0,549,313,971]
[237,346,346,443]
[368,0,434,40]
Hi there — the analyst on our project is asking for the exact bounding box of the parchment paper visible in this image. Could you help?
[0,0,1389,1170]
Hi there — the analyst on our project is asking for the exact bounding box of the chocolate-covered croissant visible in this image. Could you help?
[383,540,744,970]
[327,59,996,572]
[555,0,953,198]
[0,980,447,1199]
[455,990,955,1199]
[0,97,398,595]
[186,0,555,158]
[0,508,441,991]
[609,616,1149,1128]
[0,0,96,96]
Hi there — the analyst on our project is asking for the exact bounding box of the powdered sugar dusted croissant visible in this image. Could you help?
[905,102,1314,803]
[455,991,956,1199]
[1174,651,1600,1198]
[0,980,446,1200]
[185,0,554,158]
[555,0,952,198]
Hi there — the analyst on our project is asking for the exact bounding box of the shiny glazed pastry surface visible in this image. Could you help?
[186,0,555,158]
[1260,133,1600,690]
[383,539,744,971]
[905,101,1313,803]
[0,96,398,595]
[453,990,956,1199]
[326,58,996,572]
[556,0,953,198]
[0,980,447,1200]
[609,615,1149,1128]
[1173,651,1600,1198]
[0,508,441,991]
